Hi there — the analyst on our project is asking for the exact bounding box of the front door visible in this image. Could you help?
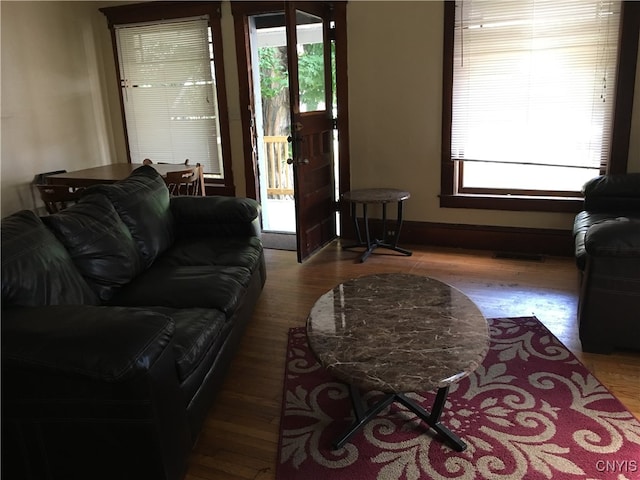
[285,2,336,261]
[232,1,348,263]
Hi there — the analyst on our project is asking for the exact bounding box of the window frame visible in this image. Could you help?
[440,1,639,213]
[100,1,235,195]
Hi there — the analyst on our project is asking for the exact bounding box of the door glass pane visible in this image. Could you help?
[295,11,325,112]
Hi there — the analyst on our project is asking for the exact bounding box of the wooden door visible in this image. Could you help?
[285,2,337,262]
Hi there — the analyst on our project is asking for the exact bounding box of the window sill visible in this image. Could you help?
[439,194,583,214]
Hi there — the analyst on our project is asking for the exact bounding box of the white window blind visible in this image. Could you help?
[452,0,621,191]
[115,18,224,177]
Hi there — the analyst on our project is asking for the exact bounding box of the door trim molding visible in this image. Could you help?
[231,4,261,200]
[231,1,350,204]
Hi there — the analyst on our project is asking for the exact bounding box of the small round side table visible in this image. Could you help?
[342,188,412,262]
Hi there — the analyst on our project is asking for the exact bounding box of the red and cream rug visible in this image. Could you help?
[277,317,640,480]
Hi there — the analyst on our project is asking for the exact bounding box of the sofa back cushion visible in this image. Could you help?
[42,194,144,302]
[87,166,174,268]
[1,210,98,306]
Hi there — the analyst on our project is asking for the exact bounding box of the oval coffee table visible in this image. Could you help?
[306,273,489,451]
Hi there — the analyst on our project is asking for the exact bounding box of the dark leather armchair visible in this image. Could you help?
[573,173,640,353]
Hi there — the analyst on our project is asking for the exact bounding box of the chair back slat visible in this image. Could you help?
[36,184,84,214]
[164,164,201,196]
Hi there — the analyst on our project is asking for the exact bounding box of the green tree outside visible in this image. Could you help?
[258,42,335,136]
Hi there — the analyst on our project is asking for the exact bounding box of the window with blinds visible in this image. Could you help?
[115,17,224,178]
[451,0,621,194]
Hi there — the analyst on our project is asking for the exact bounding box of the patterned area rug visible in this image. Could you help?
[277,317,640,480]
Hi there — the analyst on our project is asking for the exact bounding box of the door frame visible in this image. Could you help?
[231,1,351,234]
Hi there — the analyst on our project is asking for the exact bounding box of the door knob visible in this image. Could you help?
[287,158,294,165]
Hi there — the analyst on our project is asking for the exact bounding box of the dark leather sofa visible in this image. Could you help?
[572,173,640,354]
[1,166,266,480]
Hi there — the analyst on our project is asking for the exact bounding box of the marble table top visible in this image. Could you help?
[306,273,489,393]
[342,188,410,204]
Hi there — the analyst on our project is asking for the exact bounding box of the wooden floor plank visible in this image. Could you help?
[184,240,640,479]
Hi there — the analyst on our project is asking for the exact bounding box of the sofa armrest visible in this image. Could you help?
[582,173,640,211]
[2,305,174,381]
[584,218,640,257]
[2,305,191,480]
[170,196,261,237]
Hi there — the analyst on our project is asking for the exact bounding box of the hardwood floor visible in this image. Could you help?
[184,240,640,480]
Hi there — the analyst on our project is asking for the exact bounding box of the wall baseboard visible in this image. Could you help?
[341,219,574,257]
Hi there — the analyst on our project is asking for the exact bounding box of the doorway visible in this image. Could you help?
[232,2,350,262]
[251,12,297,238]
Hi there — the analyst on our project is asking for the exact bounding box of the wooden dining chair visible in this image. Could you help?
[164,164,201,196]
[36,184,84,214]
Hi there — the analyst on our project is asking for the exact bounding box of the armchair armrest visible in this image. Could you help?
[585,218,640,257]
[582,173,640,211]
[171,195,261,237]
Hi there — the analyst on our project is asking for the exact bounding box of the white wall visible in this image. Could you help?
[0,1,120,216]
[2,1,639,226]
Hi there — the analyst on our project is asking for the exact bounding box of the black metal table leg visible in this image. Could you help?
[396,388,467,452]
[333,386,467,452]
[381,203,388,243]
[333,386,396,449]
[351,201,362,244]
[376,199,412,257]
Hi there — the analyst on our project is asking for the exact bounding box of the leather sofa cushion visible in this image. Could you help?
[1,211,98,307]
[108,265,251,317]
[148,307,228,382]
[153,236,263,273]
[42,194,143,302]
[2,305,174,381]
[87,166,174,268]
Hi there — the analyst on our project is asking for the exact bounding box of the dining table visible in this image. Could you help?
[45,163,206,196]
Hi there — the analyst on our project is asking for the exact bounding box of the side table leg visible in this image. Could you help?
[393,200,404,248]
[384,200,412,256]
[342,202,367,252]
[362,203,371,248]
[351,202,362,244]
[381,202,388,243]
[359,203,377,262]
